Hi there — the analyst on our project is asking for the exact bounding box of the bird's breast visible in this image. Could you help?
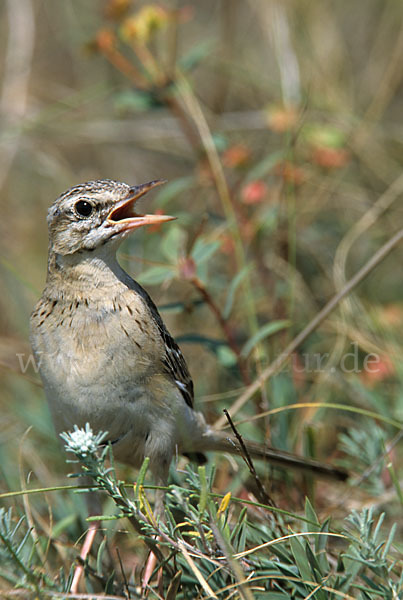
[30,288,164,433]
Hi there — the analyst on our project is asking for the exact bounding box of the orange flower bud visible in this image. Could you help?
[312,146,350,169]
[266,105,299,132]
[121,5,168,44]
[241,180,268,205]
[275,161,306,186]
[95,28,116,52]
[222,144,251,168]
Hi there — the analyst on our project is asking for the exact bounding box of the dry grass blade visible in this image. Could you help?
[177,541,218,599]
[234,531,347,560]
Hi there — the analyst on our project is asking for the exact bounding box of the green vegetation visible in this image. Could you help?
[1,1,402,597]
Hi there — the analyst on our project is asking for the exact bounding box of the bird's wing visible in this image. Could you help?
[134,283,194,408]
[158,323,194,409]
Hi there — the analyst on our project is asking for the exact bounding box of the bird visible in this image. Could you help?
[30,178,347,518]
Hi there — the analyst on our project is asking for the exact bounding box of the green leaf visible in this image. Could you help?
[96,538,107,576]
[178,39,216,71]
[289,535,312,584]
[302,124,347,148]
[160,225,186,263]
[137,457,150,485]
[177,334,237,367]
[198,466,208,513]
[217,345,237,367]
[159,299,204,314]
[241,320,290,358]
[304,497,320,533]
[256,205,279,234]
[113,90,153,113]
[304,543,323,580]
[211,133,228,152]
[137,265,175,285]
[382,522,396,558]
[317,519,330,572]
[223,266,251,320]
[245,150,285,182]
[191,238,221,265]
[51,513,76,538]
[155,176,194,208]
[176,333,224,349]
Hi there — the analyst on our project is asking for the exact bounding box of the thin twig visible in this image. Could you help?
[116,546,131,599]
[223,409,274,509]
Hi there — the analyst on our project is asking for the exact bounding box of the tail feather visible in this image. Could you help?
[200,430,348,482]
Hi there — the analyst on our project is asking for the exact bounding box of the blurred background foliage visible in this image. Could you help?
[0,0,402,597]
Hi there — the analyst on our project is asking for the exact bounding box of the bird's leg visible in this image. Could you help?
[70,477,102,594]
[141,458,169,594]
[70,522,99,593]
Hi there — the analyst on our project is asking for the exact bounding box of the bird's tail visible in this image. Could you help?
[199,429,348,482]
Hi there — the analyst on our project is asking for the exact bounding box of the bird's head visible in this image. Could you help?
[47,179,173,256]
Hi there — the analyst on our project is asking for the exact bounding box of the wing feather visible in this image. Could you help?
[133,283,194,408]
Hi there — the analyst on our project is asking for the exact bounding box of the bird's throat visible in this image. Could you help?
[47,247,131,297]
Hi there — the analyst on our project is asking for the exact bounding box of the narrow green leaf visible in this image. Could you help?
[96,538,107,576]
[179,39,215,71]
[51,513,76,538]
[256,205,279,234]
[241,320,290,358]
[198,466,208,513]
[176,334,224,349]
[223,265,251,320]
[105,570,116,595]
[137,265,175,285]
[137,456,150,489]
[302,123,347,148]
[155,176,194,207]
[159,299,204,314]
[191,238,221,265]
[230,507,247,550]
[317,519,330,572]
[211,133,228,152]
[160,225,186,262]
[372,511,384,542]
[289,535,312,585]
[382,522,396,558]
[114,90,153,113]
[304,497,320,533]
[217,345,237,367]
[245,149,285,182]
[304,543,325,586]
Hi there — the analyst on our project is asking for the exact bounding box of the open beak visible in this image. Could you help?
[106,179,175,231]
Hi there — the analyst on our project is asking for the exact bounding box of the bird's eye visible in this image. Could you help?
[74,200,94,218]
